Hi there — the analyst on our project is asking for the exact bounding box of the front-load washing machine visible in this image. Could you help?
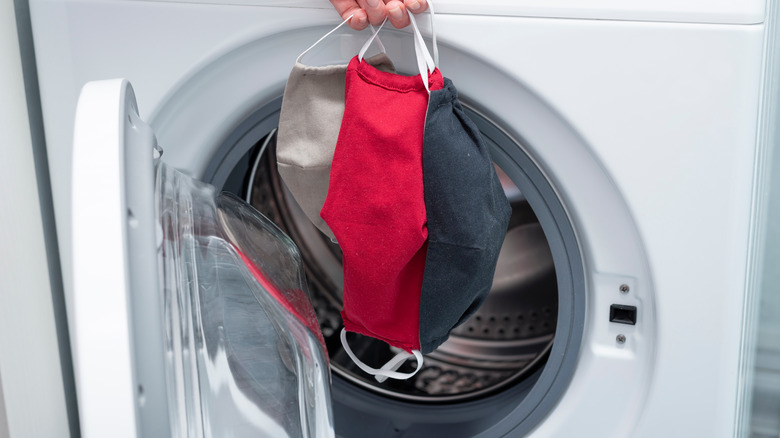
[21,0,780,436]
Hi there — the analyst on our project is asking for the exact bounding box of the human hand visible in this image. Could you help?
[329,0,430,31]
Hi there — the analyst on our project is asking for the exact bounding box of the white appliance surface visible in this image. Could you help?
[138,0,767,24]
[0,2,70,436]
[27,0,775,436]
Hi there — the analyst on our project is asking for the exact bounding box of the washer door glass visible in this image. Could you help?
[71,79,334,438]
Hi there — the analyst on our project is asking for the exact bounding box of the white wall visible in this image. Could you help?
[0,1,70,436]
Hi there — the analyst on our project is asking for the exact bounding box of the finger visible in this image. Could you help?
[405,0,428,14]
[363,0,387,26]
[329,0,369,30]
[348,9,369,30]
[385,0,410,28]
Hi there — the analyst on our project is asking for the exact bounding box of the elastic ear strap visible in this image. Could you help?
[408,10,434,92]
[413,34,428,93]
[429,0,438,66]
[340,328,424,381]
[299,16,388,64]
[408,11,435,72]
[358,18,388,62]
[372,24,387,54]
[374,350,420,383]
[297,14,354,63]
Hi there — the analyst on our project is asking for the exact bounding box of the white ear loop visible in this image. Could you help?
[407,10,435,92]
[298,15,387,64]
[407,11,436,93]
[408,2,436,71]
[409,0,439,93]
[429,0,438,66]
[340,328,424,382]
[358,18,388,62]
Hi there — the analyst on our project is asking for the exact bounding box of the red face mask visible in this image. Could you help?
[321,56,444,355]
[321,11,443,382]
[324,7,508,383]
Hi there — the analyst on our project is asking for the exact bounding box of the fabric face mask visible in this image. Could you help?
[327,7,510,383]
[321,57,444,353]
[276,22,394,241]
[322,11,446,382]
[418,78,512,353]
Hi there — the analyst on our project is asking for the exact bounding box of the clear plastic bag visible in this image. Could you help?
[156,161,333,438]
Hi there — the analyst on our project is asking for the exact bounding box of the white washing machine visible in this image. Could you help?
[12,0,780,436]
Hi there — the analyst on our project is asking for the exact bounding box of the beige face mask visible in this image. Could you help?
[276,20,394,240]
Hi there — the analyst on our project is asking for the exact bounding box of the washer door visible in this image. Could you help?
[71,79,334,438]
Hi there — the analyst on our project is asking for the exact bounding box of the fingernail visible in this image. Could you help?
[389,6,402,20]
[358,15,367,24]
[367,0,380,7]
[408,1,420,11]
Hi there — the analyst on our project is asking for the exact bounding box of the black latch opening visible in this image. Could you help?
[609,304,637,325]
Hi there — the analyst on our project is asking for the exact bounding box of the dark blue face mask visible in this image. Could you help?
[418,77,512,354]
[335,75,511,383]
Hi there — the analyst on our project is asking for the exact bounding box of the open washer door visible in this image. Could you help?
[71,79,334,438]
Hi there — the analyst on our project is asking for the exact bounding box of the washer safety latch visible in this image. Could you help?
[609,304,637,325]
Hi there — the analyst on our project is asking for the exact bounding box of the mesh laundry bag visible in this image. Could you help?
[277,21,395,240]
